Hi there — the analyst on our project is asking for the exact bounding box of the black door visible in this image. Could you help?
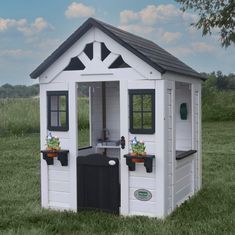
[77,154,120,214]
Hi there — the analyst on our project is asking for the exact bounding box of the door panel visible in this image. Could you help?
[77,154,120,214]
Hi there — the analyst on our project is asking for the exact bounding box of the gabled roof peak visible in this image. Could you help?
[30,17,205,80]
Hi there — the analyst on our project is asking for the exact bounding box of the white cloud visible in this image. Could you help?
[161,32,182,43]
[120,4,197,26]
[18,17,52,36]
[139,4,181,25]
[0,49,32,58]
[0,17,52,37]
[0,18,27,32]
[119,4,199,46]
[192,42,214,52]
[65,2,95,19]
[168,42,215,57]
[120,10,138,24]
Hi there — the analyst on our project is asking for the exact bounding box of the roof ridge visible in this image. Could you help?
[89,17,156,45]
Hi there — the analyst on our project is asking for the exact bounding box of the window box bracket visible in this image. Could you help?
[124,154,155,173]
[41,150,69,166]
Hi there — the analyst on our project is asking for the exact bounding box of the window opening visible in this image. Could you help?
[129,89,155,134]
[47,91,69,131]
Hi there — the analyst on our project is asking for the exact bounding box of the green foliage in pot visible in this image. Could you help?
[46,133,60,150]
[131,137,146,155]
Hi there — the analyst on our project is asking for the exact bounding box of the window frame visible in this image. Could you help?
[47,91,69,131]
[129,89,155,134]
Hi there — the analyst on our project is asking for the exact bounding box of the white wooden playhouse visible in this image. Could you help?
[30,18,204,218]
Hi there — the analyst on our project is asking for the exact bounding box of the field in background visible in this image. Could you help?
[0,98,40,136]
[2,90,235,137]
[0,98,89,136]
[0,122,234,234]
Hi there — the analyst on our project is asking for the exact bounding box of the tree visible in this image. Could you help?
[175,0,235,47]
[216,71,229,90]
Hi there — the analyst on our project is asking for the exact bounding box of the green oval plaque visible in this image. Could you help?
[134,189,152,201]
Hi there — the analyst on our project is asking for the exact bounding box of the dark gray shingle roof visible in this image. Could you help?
[30,17,205,80]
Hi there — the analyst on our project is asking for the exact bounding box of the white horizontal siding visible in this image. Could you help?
[48,160,71,209]
[130,176,156,190]
[129,200,157,216]
[174,161,194,206]
[49,191,70,203]
[48,201,71,210]
[49,181,70,192]
[175,162,192,180]
[49,170,70,182]
[174,184,193,206]
[174,173,193,194]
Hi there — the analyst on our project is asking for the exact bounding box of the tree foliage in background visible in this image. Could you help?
[176,0,235,47]
[202,71,235,93]
[202,71,235,121]
[0,84,39,98]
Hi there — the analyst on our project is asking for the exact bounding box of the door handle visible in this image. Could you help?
[120,136,125,149]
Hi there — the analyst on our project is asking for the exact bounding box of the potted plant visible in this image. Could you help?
[130,137,146,162]
[46,133,61,157]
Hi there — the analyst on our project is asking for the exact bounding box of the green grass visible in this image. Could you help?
[78,129,90,148]
[0,122,235,234]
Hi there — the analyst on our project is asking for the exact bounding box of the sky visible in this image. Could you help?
[0,0,234,85]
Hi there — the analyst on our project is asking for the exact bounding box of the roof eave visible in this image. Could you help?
[164,69,207,81]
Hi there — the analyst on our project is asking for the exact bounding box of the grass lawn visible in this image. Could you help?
[0,122,235,235]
